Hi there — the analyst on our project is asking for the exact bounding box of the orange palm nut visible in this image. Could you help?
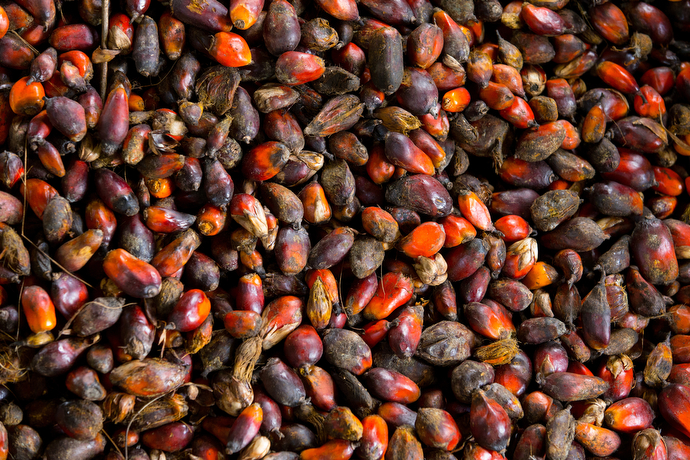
[441,87,471,112]
[21,285,57,334]
[478,81,514,110]
[396,221,445,258]
[582,104,606,144]
[596,61,639,94]
[158,11,186,60]
[230,0,264,29]
[406,23,444,69]
[439,215,476,247]
[574,421,621,457]
[556,119,580,150]
[499,96,537,129]
[458,190,494,231]
[208,32,251,67]
[299,182,331,224]
[363,272,414,320]
[223,310,262,339]
[0,6,9,40]
[9,76,45,116]
[494,215,532,243]
[197,204,226,236]
[128,93,145,112]
[300,440,355,460]
[366,144,395,185]
[653,166,683,197]
[522,261,559,290]
[103,249,162,299]
[306,268,339,305]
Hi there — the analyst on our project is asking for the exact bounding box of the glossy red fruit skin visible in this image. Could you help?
[361,367,420,404]
[659,384,690,438]
[470,389,511,452]
[589,2,629,45]
[641,67,674,95]
[630,217,678,286]
[521,3,565,36]
[168,289,211,332]
[284,325,323,369]
[103,249,162,299]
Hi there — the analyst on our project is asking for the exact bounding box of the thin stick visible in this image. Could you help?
[20,235,94,288]
[100,0,110,100]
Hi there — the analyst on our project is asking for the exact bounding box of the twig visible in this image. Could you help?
[20,235,94,288]
[101,429,124,458]
[11,31,38,55]
[100,0,110,100]
[125,392,170,460]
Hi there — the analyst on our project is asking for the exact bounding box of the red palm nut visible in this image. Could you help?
[21,285,56,334]
[97,85,129,156]
[362,368,420,404]
[464,301,515,340]
[632,428,667,460]
[440,215,476,247]
[208,32,251,67]
[406,23,443,69]
[589,2,629,45]
[141,422,194,452]
[158,11,185,60]
[596,61,639,94]
[630,217,678,286]
[355,415,387,460]
[604,397,655,433]
[494,215,532,244]
[641,66,674,95]
[103,249,162,299]
[521,3,565,36]
[659,384,690,438]
[345,273,378,316]
[634,85,665,120]
[470,389,511,452]
[415,408,461,451]
[362,272,414,320]
[49,24,98,51]
[653,166,683,197]
[284,325,322,369]
[275,51,325,85]
[478,81,514,111]
[500,96,537,129]
[242,141,291,181]
[384,131,434,175]
[168,289,211,333]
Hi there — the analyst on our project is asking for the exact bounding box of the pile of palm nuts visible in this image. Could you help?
[2,0,690,458]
